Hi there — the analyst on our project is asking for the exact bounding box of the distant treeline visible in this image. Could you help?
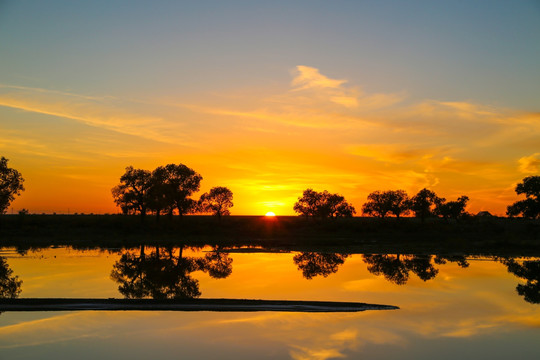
[294,188,469,222]
[294,175,540,220]
[0,156,539,219]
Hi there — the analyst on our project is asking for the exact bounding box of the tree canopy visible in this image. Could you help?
[409,188,442,222]
[293,189,356,218]
[361,190,410,218]
[507,176,540,219]
[111,166,153,217]
[435,196,469,220]
[199,186,234,218]
[112,163,203,218]
[0,157,24,215]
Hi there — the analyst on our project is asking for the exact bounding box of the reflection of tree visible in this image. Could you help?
[110,245,232,299]
[0,256,22,298]
[363,254,414,285]
[363,254,471,285]
[434,255,470,268]
[405,256,438,281]
[293,252,349,279]
[501,258,540,304]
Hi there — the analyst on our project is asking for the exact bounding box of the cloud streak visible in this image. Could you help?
[0,84,191,144]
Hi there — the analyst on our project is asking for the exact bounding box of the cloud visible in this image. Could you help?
[518,153,540,173]
[0,84,190,144]
[292,66,347,90]
[289,65,405,111]
[346,144,436,163]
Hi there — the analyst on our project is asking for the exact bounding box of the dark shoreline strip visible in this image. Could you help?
[0,298,399,312]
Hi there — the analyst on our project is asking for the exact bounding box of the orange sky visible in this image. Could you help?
[2,67,539,215]
[1,2,539,216]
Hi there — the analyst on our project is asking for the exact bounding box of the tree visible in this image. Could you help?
[507,176,540,219]
[293,189,356,218]
[319,192,356,218]
[435,195,469,220]
[0,157,24,215]
[361,190,410,218]
[147,166,174,220]
[409,188,441,223]
[199,186,233,218]
[111,166,152,218]
[160,164,202,217]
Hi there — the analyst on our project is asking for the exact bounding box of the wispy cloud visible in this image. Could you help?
[518,153,540,173]
[0,84,191,144]
[291,66,347,90]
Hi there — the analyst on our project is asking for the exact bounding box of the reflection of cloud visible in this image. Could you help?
[442,321,498,337]
[518,153,540,173]
[0,312,107,348]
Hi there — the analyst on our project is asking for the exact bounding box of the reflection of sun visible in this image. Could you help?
[265,212,276,217]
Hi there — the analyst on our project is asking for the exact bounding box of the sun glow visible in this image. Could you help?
[265,212,276,217]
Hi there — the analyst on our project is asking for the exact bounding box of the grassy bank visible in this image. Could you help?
[0,214,539,256]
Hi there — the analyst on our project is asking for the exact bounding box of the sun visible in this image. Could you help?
[265,211,276,217]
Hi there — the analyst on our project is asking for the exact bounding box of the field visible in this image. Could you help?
[1,214,539,256]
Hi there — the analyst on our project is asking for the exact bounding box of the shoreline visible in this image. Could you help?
[0,298,399,312]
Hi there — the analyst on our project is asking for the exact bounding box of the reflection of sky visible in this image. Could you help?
[1,248,539,359]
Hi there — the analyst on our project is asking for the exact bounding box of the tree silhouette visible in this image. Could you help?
[0,256,22,298]
[435,196,469,220]
[410,188,442,223]
[199,187,234,218]
[293,252,349,279]
[501,258,540,304]
[362,190,410,218]
[147,166,174,220]
[110,245,232,299]
[507,176,540,219]
[112,163,202,219]
[293,189,355,218]
[154,164,202,217]
[111,166,152,218]
[0,157,24,215]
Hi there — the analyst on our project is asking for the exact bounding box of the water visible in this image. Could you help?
[0,246,539,359]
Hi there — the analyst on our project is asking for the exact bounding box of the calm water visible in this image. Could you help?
[0,246,539,359]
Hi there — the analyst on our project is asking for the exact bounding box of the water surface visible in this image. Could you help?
[0,246,538,359]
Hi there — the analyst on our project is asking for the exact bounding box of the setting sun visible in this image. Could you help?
[265,212,276,217]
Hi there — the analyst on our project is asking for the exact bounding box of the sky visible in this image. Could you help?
[1,0,540,215]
